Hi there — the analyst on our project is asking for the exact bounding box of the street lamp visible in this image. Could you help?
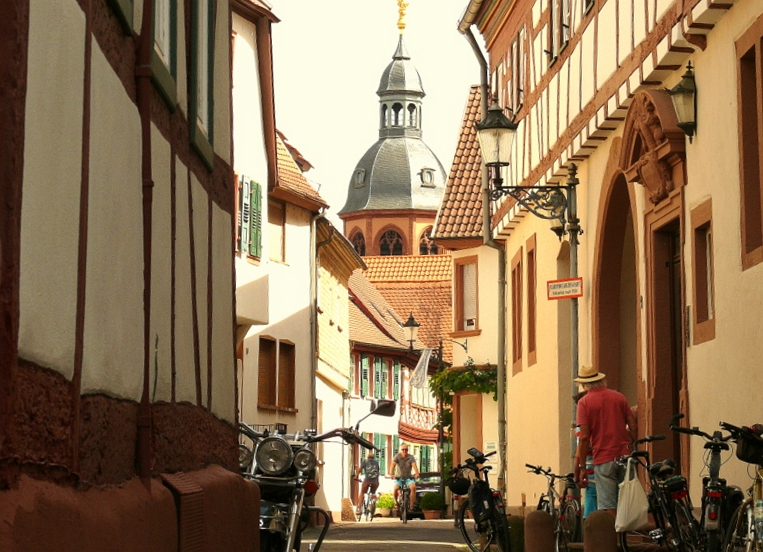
[403,312,420,352]
[476,102,583,472]
[667,62,697,142]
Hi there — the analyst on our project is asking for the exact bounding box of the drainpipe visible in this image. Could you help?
[310,211,330,431]
[462,25,508,500]
[136,0,155,482]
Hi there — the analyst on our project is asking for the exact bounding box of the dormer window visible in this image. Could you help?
[420,168,435,188]
[354,168,366,188]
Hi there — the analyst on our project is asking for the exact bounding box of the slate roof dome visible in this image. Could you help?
[377,36,424,96]
[339,35,446,215]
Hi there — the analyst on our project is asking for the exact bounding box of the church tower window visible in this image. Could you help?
[351,231,366,256]
[379,230,404,256]
[419,227,438,255]
[392,103,403,126]
[407,103,417,127]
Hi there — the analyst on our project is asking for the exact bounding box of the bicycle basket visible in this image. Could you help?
[447,476,470,495]
[735,431,763,465]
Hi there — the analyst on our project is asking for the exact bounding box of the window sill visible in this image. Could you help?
[451,329,481,338]
[693,318,715,345]
[257,404,298,414]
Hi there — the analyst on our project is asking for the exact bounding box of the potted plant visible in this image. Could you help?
[419,491,445,519]
[376,494,395,517]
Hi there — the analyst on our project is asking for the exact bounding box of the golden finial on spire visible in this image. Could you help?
[397,0,409,34]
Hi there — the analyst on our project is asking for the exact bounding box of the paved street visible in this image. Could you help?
[302,517,467,551]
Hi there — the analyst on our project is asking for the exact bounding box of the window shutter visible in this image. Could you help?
[373,357,381,398]
[249,181,262,258]
[236,176,245,251]
[381,363,388,399]
[463,263,477,329]
[258,339,276,406]
[380,434,387,475]
[277,342,295,409]
[393,361,400,400]
[393,435,400,457]
[361,355,369,397]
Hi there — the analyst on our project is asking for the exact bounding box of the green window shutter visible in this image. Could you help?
[422,446,431,472]
[237,176,245,251]
[380,434,387,475]
[393,361,400,400]
[249,181,262,258]
[381,363,388,399]
[373,357,381,398]
[393,435,400,458]
[361,355,369,397]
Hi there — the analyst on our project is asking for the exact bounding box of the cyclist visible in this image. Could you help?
[389,443,419,509]
[355,450,380,516]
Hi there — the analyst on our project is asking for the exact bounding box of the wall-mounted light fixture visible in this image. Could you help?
[667,62,697,142]
[403,312,420,352]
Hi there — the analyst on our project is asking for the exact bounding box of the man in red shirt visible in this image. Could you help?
[573,365,637,515]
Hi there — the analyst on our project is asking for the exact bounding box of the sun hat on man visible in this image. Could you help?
[574,365,606,383]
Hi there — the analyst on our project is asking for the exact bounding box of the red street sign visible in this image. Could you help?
[547,277,583,300]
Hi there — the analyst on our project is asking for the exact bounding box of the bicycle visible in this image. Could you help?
[720,421,763,552]
[356,480,377,522]
[618,433,700,552]
[448,447,511,552]
[525,464,581,552]
[670,414,744,552]
[398,484,412,524]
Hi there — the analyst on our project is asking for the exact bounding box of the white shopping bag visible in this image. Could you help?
[615,458,649,532]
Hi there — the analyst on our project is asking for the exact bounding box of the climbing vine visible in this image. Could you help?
[429,357,499,406]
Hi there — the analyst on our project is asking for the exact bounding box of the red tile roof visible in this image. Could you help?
[274,132,327,209]
[433,86,484,240]
[364,255,453,363]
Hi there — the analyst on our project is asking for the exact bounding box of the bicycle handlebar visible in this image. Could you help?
[525,464,575,482]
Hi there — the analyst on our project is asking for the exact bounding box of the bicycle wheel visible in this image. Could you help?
[459,500,505,552]
[722,501,754,552]
[620,495,667,552]
[671,498,702,552]
[494,508,512,552]
[367,496,376,522]
[556,501,581,552]
[357,494,366,522]
[400,490,409,524]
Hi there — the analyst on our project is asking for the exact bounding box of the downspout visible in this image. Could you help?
[136,0,155,483]
[310,211,331,431]
[462,25,508,500]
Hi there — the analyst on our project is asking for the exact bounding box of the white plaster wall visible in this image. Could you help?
[633,0,648,49]
[81,48,143,399]
[619,0,634,66]
[150,124,173,403]
[314,377,347,515]
[596,0,618,90]
[174,162,198,405]
[213,0,231,163]
[18,0,85,378]
[191,177,210,406]
[211,205,236,422]
[549,73,559,147]
[580,30,595,108]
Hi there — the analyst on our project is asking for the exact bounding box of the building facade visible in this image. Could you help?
[1,0,258,548]
[456,0,763,510]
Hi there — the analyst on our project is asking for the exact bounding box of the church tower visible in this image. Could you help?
[338,3,447,257]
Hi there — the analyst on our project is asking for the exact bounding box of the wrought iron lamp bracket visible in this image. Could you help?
[490,184,570,227]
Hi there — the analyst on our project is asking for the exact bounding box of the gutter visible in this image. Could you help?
[461,24,508,500]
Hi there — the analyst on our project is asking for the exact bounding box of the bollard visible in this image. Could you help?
[583,510,617,552]
[524,509,555,552]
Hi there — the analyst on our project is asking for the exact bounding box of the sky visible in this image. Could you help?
[269,0,485,225]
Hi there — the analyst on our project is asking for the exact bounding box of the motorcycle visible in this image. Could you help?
[239,398,396,552]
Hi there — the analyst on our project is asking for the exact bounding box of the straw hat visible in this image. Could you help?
[573,365,606,383]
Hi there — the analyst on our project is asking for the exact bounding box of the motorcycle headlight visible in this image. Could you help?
[239,444,254,472]
[293,448,316,473]
[255,437,293,475]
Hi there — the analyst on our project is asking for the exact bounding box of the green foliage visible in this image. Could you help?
[429,357,499,404]
[376,494,395,509]
[419,491,445,510]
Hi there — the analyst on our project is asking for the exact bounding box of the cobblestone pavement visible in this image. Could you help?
[302,516,467,551]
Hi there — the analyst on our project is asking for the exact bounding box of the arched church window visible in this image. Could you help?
[419,227,438,255]
[351,231,366,257]
[382,104,389,128]
[407,104,417,127]
[392,103,403,126]
[379,230,404,256]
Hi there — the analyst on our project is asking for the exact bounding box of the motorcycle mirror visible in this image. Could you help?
[371,399,396,417]
[354,399,397,431]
